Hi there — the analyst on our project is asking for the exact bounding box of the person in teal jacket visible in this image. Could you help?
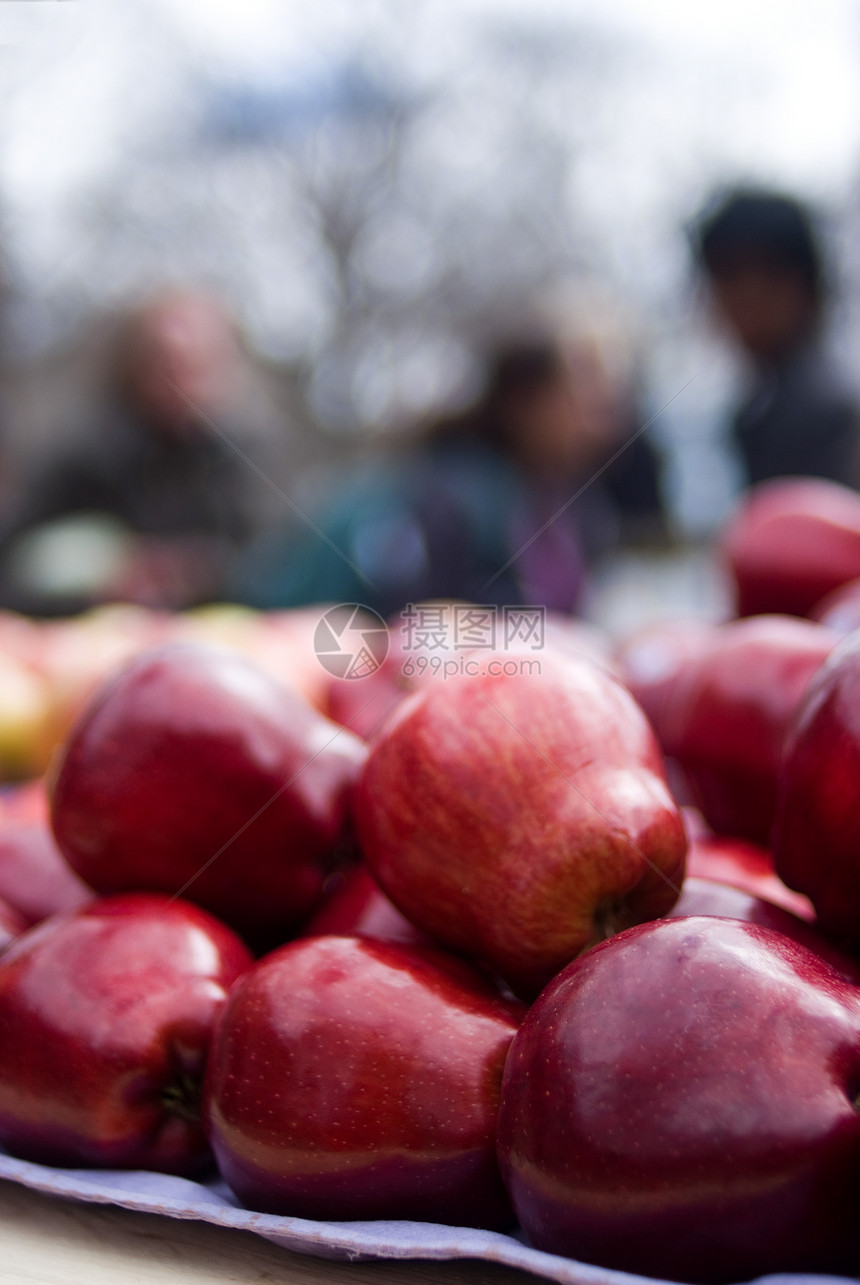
[237,334,666,618]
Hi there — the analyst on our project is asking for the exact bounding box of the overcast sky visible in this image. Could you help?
[0,0,858,533]
[2,1,860,205]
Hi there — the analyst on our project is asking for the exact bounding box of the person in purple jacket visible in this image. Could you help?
[239,324,667,618]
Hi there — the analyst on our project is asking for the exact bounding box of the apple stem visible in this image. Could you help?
[159,1071,201,1123]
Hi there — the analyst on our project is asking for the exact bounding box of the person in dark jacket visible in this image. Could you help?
[693,187,860,487]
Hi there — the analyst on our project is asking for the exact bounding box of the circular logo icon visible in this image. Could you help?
[314,604,389,679]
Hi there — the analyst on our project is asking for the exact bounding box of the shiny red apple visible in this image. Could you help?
[205,934,521,1226]
[687,834,815,920]
[50,643,366,945]
[668,876,860,981]
[498,915,860,1283]
[721,477,860,618]
[661,615,835,842]
[355,653,687,996]
[0,893,252,1172]
[774,630,860,944]
[301,863,433,949]
[614,618,717,750]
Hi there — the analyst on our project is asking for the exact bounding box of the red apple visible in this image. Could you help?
[355,653,687,996]
[50,643,366,946]
[0,893,252,1172]
[662,615,836,843]
[687,834,815,920]
[301,864,433,949]
[774,630,860,944]
[205,934,521,1226]
[721,477,860,618]
[668,876,860,981]
[0,822,93,925]
[498,915,860,1282]
[614,618,717,749]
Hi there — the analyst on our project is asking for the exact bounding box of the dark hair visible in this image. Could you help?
[484,339,563,403]
[426,336,565,454]
[693,188,824,299]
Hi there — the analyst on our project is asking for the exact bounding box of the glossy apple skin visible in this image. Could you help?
[205,935,522,1226]
[774,631,860,944]
[687,834,815,920]
[722,477,860,618]
[50,643,366,945]
[668,876,860,982]
[0,822,93,926]
[498,916,860,1283]
[663,615,835,843]
[355,654,687,997]
[0,893,252,1172]
[301,864,433,949]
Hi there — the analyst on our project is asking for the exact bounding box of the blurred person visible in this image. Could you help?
[0,289,268,613]
[237,312,667,618]
[693,187,860,487]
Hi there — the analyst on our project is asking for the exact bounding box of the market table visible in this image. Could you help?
[0,1179,533,1285]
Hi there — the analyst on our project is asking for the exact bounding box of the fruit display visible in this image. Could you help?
[2,487,860,1284]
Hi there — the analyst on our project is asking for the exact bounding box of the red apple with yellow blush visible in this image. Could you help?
[355,653,686,996]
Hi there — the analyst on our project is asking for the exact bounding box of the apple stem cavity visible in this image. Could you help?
[589,898,622,948]
[159,1071,201,1124]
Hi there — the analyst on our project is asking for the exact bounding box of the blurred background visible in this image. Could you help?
[0,0,859,623]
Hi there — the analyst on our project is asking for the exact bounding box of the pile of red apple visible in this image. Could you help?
[3,476,860,1284]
